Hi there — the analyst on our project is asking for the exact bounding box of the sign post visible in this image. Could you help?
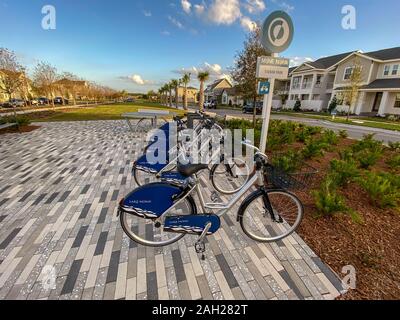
[258,11,294,153]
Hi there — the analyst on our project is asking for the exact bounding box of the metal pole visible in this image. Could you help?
[259,53,278,153]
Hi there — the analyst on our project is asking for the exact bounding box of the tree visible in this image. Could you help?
[181,73,191,110]
[57,72,86,105]
[197,71,210,112]
[171,79,180,108]
[33,61,59,107]
[167,82,173,107]
[231,26,268,125]
[343,59,363,121]
[0,48,26,103]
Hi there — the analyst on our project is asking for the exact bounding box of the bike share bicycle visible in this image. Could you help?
[118,136,311,260]
[132,112,250,194]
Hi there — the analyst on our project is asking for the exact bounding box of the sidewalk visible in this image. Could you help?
[0,120,345,300]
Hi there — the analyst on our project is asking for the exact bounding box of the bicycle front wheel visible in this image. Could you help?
[239,190,304,242]
[120,194,197,247]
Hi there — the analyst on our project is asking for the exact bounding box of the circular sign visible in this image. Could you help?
[261,11,294,53]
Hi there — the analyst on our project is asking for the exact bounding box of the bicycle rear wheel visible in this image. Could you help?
[239,190,303,242]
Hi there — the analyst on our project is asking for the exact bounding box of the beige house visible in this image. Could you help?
[176,86,198,103]
[221,87,244,106]
[332,47,400,116]
[205,78,232,103]
[286,52,355,111]
[285,47,400,116]
[0,69,33,103]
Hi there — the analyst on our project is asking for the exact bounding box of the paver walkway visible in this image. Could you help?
[0,121,346,300]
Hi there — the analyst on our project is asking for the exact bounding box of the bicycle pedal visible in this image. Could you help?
[211,192,220,203]
[195,241,206,254]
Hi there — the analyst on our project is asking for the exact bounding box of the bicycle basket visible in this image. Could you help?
[265,160,318,191]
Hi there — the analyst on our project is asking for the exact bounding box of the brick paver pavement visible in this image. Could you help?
[0,121,346,300]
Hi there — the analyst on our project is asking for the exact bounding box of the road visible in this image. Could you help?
[209,108,400,144]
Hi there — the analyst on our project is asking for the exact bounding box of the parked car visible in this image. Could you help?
[204,100,217,109]
[54,97,69,105]
[242,101,263,114]
[30,99,39,106]
[124,98,135,103]
[38,97,50,105]
[2,99,26,108]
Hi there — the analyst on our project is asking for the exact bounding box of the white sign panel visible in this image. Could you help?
[256,56,289,80]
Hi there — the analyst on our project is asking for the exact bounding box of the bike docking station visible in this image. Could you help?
[118,13,306,308]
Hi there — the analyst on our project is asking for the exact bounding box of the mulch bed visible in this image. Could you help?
[0,125,41,135]
[293,140,400,300]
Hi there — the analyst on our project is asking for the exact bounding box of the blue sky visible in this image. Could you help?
[0,0,399,92]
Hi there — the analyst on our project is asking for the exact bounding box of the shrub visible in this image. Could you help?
[302,138,328,159]
[272,150,301,173]
[328,96,338,113]
[306,126,323,135]
[321,130,339,146]
[15,115,31,126]
[357,172,400,208]
[0,117,6,125]
[355,149,383,169]
[330,159,360,186]
[386,154,400,170]
[351,134,383,153]
[293,99,301,112]
[0,115,31,126]
[313,177,349,216]
[338,130,348,139]
[388,141,400,152]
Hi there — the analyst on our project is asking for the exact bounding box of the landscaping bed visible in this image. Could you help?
[223,118,400,300]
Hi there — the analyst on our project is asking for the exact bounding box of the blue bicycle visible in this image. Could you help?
[118,141,305,259]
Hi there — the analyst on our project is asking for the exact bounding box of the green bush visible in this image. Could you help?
[388,141,400,152]
[351,134,383,153]
[387,155,400,170]
[313,177,349,216]
[293,99,301,112]
[355,149,383,169]
[321,130,339,146]
[15,115,31,126]
[0,115,31,127]
[357,172,400,208]
[330,159,360,186]
[0,117,6,125]
[272,150,301,173]
[302,138,328,159]
[306,126,323,135]
[338,130,348,139]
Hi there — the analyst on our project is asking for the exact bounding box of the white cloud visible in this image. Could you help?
[168,15,184,29]
[119,74,153,85]
[161,30,171,36]
[243,0,265,14]
[173,62,229,81]
[143,10,152,17]
[207,0,241,25]
[181,0,192,14]
[240,16,257,32]
[271,0,294,12]
[289,56,314,67]
[194,4,205,15]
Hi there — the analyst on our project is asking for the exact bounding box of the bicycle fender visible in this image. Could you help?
[236,189,265,222]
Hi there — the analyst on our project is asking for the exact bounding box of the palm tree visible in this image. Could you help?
[197,71,210,112]
[167,82,173,107]
[170,79,180,109]
[181,73,191,111]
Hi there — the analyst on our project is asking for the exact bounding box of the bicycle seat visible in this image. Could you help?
[177,163,208,177]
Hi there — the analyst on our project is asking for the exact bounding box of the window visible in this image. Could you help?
[392,65,399,76]
[344,67,353,80]
[384,65,391,76]
[292,77,301,89]
[315,75,322,87]
[312,94,320,100]
[395,93,400,108]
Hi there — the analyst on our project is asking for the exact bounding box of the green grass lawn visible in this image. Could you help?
[31,101,186,122]
[273,111,400,132]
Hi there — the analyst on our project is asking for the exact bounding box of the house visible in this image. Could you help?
[221,87,244,107]
[271,67,295,109]
[0,69,33,103]
[332,47,400,116]
[53,78,88,100]
[286,51,357,112]
[205,78,232,103]
[285,46,400,116]
[176,86,199,103]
